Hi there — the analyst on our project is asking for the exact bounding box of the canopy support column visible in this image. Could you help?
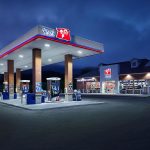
[65,54,73,100]
[7,60,14,99]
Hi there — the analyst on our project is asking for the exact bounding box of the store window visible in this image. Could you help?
[86,82,100,93]
[120,80,149,94]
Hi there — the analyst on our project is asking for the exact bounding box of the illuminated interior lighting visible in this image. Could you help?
[0,63,4,66]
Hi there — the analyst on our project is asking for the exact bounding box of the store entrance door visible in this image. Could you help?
[102,81,116,94]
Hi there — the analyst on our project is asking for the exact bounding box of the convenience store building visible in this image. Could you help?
[77,58,150,95]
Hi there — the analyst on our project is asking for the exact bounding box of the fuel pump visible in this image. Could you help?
[20,80,30,94]
[65,81,73,101]
[46,77,61,102]
[2,82,9,100]
[3,82,8,92]
[20,80,30,104]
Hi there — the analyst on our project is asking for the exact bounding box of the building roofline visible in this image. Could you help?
[120,72,150,76]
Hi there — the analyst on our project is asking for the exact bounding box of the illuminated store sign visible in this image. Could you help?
[56,28,71,41]
[104,68,111,78]
[42,27,55,37]
[36,82,42,93]
[42,27,71,41]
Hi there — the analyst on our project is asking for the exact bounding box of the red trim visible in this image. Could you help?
[0,36,38,59]
[0,35,104,59]
[39,35,104,53]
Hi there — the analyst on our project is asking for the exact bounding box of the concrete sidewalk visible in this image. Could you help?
[0,99,104,110]
[81,93,150,97]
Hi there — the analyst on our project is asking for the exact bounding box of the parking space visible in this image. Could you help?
[0,97,150,150]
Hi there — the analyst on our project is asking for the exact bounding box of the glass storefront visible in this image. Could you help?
[120,79,150,94]
[77,77,100,93]
[100,64,120,94]
[102,81,116,94]
[84,81,100,93]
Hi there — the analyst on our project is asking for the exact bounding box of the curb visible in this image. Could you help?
[0,100,105,111]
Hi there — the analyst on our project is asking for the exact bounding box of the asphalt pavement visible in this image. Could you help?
[0,97,150,150]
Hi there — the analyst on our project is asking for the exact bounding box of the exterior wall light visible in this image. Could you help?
[147,73,150,76]
[126,74,132,80]
[127,74,131,78]
[92,77,95,80]
[146,73,150,77]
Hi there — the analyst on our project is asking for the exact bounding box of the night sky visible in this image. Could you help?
[0,0,150,70]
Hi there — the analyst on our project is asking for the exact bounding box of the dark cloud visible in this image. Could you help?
[0,0,150,69]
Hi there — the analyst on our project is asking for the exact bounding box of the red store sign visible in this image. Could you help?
[56,28,71,41]
[104,68,111,78]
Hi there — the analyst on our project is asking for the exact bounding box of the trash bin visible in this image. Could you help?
[73,89,77,101]
[0,92,2,100]
[21,94,27,105]
[3,92,9,100]
[26,93,35,104]
[41,91,47,103]
[77,90,82,101]
[41,95,45,103]
[14,93,17,99]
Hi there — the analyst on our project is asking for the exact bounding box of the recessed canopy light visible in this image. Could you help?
[48,59,52,62]
[0,63,4,66]
[78,51,82,54]
[19,55,24,58]
[45,44,50,47]
[24,65,28,68]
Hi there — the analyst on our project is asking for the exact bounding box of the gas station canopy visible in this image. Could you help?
[0,25,104,73]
